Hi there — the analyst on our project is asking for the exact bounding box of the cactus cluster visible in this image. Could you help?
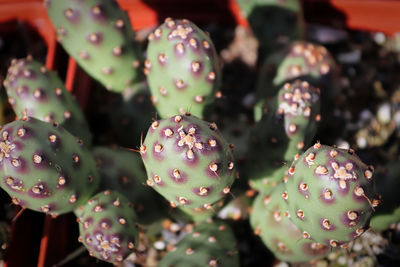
[1,0,397,265]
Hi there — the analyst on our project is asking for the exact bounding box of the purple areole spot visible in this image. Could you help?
[320,189,335,205]
[90,4,106,21]
[33,88,47,102]
[336,179,350,196]
[7,156,28,174]
[176,196,191,206]
[98,218,113,229]
[152,173,165,187]
[48,132,62,149]
[72,153,81,169]
[64,8,80,23]
[152,142,165,161]
[56,172,69,189]
[189,60,203,77]
[340,210,362,228]
[353,191,367,203]
[28,181,51,198]
[16,85,29,97]
[298,181,309,198]
[174,78,187,91]
[182,150,199,166]
[3,176,25,193]
[192,186,214,197]
[319,218,336,231]
[84,217,93,229]
[302,243,329,256]
[87,32,103,45]
[205,162,220,179]
[17,126,34,140]
[174,43,186,56]
[159,126,175,139]
[168,169,188,184]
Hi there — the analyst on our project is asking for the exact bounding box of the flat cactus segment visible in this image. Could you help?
[159,219,239,267]
[257,41,339,99]
[247,80,321,192]
[250,184,330,262]
[0,117,99,216]
[77,190,139,264]
[141,114,236,217]
[93,146,166,224]
[284,143,380,247]
[4,57,92,145]
[45,0,142,93]
[0,222,9,259]
[145,18,221,118]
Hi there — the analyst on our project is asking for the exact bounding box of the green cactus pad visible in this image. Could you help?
[159,219,239,267]
[4,57,92,145]
[77,190,139,263]
[247,80,321,192]
[45,0,142,93]
[284,143,380,247]
[141,114,236,216]
[257,41,339,99]
[145,18,221,118]
[93,146,166,224]
[250,184,330,263]
[0,117,99,216]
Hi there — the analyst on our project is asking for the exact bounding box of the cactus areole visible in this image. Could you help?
[0,117,99,216]
[145,18,221,118]
[284,143,380,247]
[141,114,236,215]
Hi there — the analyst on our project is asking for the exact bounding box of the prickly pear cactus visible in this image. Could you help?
[144,18,221,118]
[159,219,239,267]
[250,184,330,262]
[3,57,92,145]
[0,117,99,216]
[77,190,139,263]
[247,80,321,192]
[0,222,9,259]
[141,114,236,218]
[284,143,380,247]
[45,0,142,93]
[236,0,304,55]
[93,146,165,224]
[257,41,339,99]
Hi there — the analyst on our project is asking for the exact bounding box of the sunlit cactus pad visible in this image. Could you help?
[145,18,221,118]
[3,57,92,145]
[141,114,236,216]
[45,0,142,92]
[250,183,331,263]
[284,143,380,247]
[0,117,99,216]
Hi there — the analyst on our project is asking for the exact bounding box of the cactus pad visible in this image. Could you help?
[141,114,236,216]
[284,143,380,247]
[159,219,239,267]
[77,190,139,263]
[0,117,99,216]
[45,0,142,92]
[250,184,330,262]
[145,18,221,118]
[3,57,92,145]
